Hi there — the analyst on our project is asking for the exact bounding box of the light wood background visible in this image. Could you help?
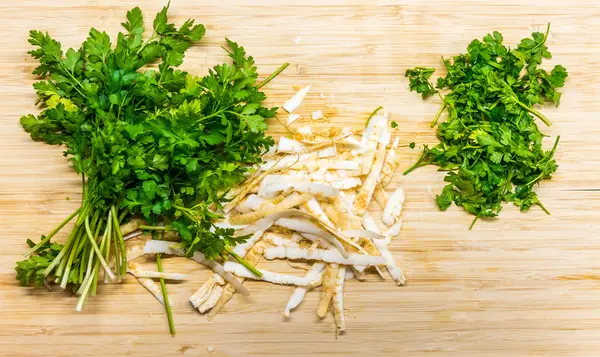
[1,0,600,356]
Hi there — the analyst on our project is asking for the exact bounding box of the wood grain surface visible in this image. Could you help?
[1,1,600,356]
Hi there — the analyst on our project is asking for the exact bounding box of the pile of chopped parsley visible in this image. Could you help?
[404,25,567,228]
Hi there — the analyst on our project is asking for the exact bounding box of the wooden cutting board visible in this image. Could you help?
[1,1,599,356]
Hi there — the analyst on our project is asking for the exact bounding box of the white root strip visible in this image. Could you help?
[354,142,387,216]
[229,193,314,225]
[283,85,311,113]
[264,246,387,266]
[262,233,301,248]
[127,268,186,281]
[283,262,326,317]
[332,267,346,332]
[342,229,386,241]
[134,276,173,307]
[142,240,249,296]
[232,230,265,256]
[224,262,311,286]
[385,220,403,243]
[379,137,400,188]
[317,263,338,318]
[382,187,405,227]
[373,186,389,209]
[371,238,406,285]
[190,277,224,313]
[126,245,144,261]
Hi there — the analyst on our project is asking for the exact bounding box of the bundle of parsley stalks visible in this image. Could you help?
[404,25,567,228]
[16,4,287,318]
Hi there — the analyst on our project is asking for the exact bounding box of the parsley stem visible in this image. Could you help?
[256,62,289,89]
[365,106,383,128]
[225,247,262,277]
[403,150,429,175]
[156,254,176,336]
[84,216,115,281]
[195,109,227,123]
[430,102,448,128]
[536,199,551,215]
[140,225,173,231]
[516,101,551,126]
[110,206,128,279]
[25,208,80,257]
[469,215,479,230]
[525,135,560,187]
[43,224,80,277]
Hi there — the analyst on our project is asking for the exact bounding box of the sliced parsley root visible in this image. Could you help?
[404,24,567,227]
[16,3,287,316]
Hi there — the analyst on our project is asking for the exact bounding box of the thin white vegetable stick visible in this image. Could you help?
[134,276,173,307]
[264,246,387,266]
[213,273,226,285]
[208,241,266,319]
[283,85,311,113]
[264,144,278,158]
[288,113,301,125]
[363,213,405,284]
[123,231,144,241]
[276,217,346,255]
[371,236,406,285]
[354,142,387,216]
[291,233,304,243]
[236,194,264,213]
[332,267,346,332]
[223,169,267,213]
[345,268,355,280]
[224,262,311,286]
[262,233,301,248]
[127,268,187,281]
[229,193,313,224]
[126,245,144,261]
[120,218,145,236]
[142,240,249,296]
[300,233,334,249]
[382,187,405,227]
[384,220,403,244]
[379,137,400,187]
[190,277,221,311]
[212,219,249,230]
[362,211,380,234]
[232,230,265,257]
[199,286,224,313]
[317,264,338,318]
[259,181,339,199]
[277,137,307,153]
[260,153,311,171]
[303,198,335,228]
[342,229,386,241]
[284,263,325,318]
[317,145,337,158]
[330,177,362,190]
[373,186,390,209]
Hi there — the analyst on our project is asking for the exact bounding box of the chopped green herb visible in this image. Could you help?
[409,142,415,149]
[391,121,398,128]
[404,24,566,228]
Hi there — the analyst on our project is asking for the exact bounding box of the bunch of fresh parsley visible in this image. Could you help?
[404,25,567,228]
[16,4,287,318]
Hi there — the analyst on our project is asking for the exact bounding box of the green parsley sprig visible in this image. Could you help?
[404,24,567,228]
[16,4,287,316]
